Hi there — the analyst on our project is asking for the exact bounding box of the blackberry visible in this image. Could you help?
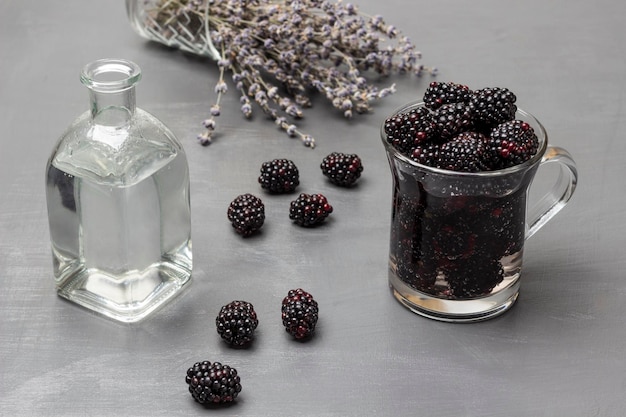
[423,81,471,110]
[227,194,265,237]
[438,131,490,172]
[393,193,424,234]
[394,235,439,293]
[475,190,526,257]
[50,168,76,211]
[320,152,364,187]
[289,193,333,227]
[281,288,319,340]
[185,361,242,404]
[384,106,438,154]
[444,257,504,298]
[487,120,539,169]
[410,141,441,167]
[216,300,259,347]
[258,158,299,193]
[469,87,517,130]
[432,102,474,141]
[429,222,478,260]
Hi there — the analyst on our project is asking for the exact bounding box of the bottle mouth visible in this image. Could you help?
[80,58,142,92]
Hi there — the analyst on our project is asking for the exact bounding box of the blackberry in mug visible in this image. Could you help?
[383,89,577,321]
[389,185,527,299]
[383,84,541,302]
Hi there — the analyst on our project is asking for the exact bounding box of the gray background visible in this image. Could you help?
[1,0,625,416]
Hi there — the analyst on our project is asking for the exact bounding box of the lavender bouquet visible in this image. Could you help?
[126,0,435,148]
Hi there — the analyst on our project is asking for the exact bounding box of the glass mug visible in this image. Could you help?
[381,102,578,322]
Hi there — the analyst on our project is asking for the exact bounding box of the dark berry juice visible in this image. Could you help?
[389,180,527,300]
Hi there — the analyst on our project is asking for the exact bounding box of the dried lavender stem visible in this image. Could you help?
[138,0,435,148]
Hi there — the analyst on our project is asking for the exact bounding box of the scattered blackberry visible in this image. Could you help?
[281,288,319,340]
[185,361,242,404]
[227,194,265,237]
[384,106,438,154]
[320,152,364,187]
[258,158,300,193]
[423,81,471,110]
[432,102,474,141]
[438,131,490,172]
[289,193,333,227]
[487,120,539,169]
[469,87,517,130]
[216,300,259,347]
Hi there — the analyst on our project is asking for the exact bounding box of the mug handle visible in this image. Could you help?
[526,146,578,239]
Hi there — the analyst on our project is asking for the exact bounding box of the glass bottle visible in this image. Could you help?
[45,58,192,323]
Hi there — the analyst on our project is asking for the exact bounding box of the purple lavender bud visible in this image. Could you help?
[302,135,315,148]
[241,103,252,117]
[335,88,348,98]
[285,105,302,118]
[210,105,221,117]
[197,131,212,146]
[378,84,396,98]
[211,31,223,44]
[255,91,268,105]
[214,81,228,94]
[286,124,297,136]
[321,1,334,12]
[248,83,260,95]
[203,118,217,130]
[295,94,311,107]
[279,97,291,109]
[371,15,384,27]
[386,25,397,37]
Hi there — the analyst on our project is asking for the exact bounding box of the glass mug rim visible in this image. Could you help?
[380,101,548,177]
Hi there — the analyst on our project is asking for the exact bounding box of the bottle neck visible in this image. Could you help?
[81,59,142,128]
[88,87,136,127]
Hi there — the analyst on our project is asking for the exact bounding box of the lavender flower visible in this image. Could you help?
[132,0,435,148]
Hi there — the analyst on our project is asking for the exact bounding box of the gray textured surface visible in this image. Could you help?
[1,0,625,416]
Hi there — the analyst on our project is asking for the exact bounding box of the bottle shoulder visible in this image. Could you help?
[48,109,187,187]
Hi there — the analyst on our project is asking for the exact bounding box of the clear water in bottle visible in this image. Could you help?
[45,59,192,322]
